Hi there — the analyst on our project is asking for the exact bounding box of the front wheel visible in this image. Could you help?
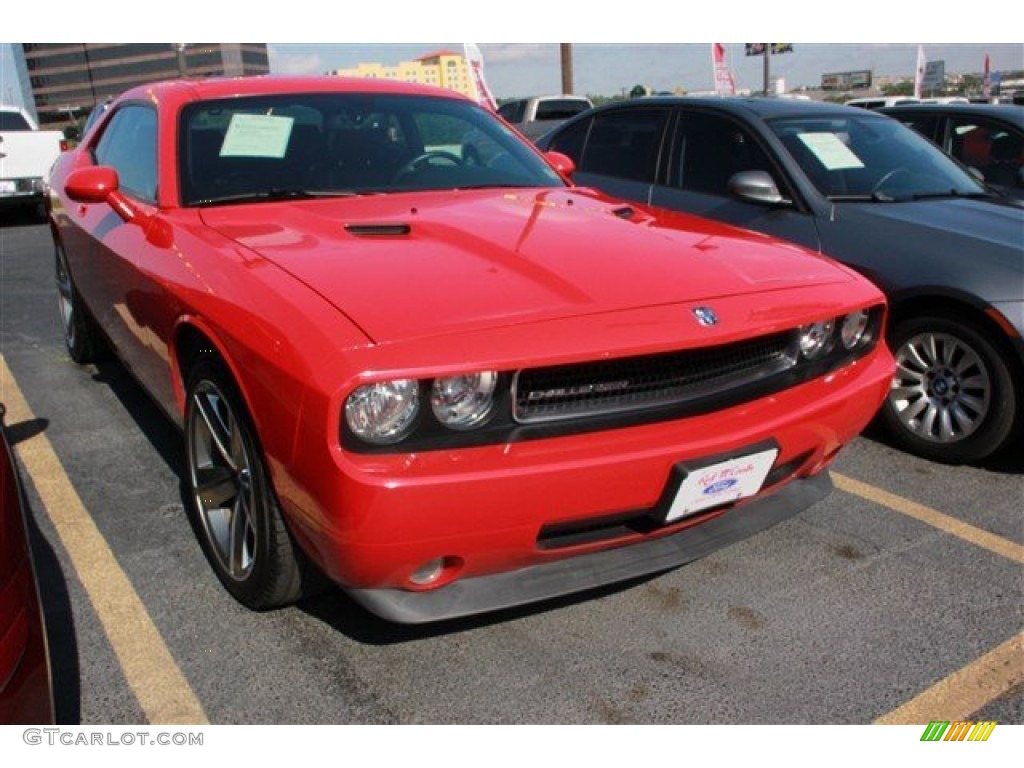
[184,356,303,609]
[880,315,1017,463]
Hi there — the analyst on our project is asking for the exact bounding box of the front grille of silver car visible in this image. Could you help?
[512,331,798,424]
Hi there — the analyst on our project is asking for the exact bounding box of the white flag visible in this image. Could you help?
[464,43,498,111]
[914,45,926,99]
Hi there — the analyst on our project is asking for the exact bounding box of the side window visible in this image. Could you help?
[94,105,157,201]
[949,118,1022,190]
[547,117,590,164]
[896,115,942,144]
[676,112,776,197]
[498,100,525,124]
[576,108,668,183]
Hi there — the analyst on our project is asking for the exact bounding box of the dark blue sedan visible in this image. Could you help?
[539,98,1024,463]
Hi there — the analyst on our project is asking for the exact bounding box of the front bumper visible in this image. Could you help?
[0,178,46,206]
[278,344,893,623]
[347,470,831,623]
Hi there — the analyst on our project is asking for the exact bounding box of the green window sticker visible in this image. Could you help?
[220,114,295,158]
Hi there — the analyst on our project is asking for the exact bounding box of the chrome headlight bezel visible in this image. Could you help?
[344,379,420,445]
[798,319,836,361]
[840,309,872,350]
[431,371,498,430]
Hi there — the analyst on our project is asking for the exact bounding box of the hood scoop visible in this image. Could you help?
[344,223,411,237]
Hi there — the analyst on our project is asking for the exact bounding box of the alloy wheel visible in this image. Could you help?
[888,331,991,444]
[55,243,76,349]
[187,379,258,581]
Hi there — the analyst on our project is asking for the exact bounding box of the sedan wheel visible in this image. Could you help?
[55,238,105,364]
[881,316,1017,463]
[185,356,302,608]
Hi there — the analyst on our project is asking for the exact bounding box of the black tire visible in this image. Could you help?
[184,355,303,609]
[879,315,1017,463]
[54,237,107,364]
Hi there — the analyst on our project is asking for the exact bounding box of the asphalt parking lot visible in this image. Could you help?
[1,212,1021,725]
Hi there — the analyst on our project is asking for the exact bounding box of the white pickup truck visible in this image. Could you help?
[497,95,594,142]
[1,104,65,216]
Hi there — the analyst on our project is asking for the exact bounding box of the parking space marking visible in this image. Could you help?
[1,354,209,725]
[875,631,1024,724]
[832,472,1024,564]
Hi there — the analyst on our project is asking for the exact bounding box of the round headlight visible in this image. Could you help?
[345,379,420,445]
[431,372,498,430]
[799,320,835,360]
[840,310,871,350]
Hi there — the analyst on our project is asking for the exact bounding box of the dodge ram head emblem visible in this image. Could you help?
[693,307,718,326]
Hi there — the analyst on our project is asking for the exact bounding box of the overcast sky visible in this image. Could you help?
[4,1,1022,105]
[268,43,1024,98]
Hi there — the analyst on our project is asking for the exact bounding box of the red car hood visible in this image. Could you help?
[199,188,849,344]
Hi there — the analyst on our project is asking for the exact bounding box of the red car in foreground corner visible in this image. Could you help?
[48,77,894,623]
[0,405,55,723]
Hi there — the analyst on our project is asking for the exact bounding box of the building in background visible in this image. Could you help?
[17,44,269,126]
[333,50,474,98]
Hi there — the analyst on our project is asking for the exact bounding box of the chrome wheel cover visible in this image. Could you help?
[889,331,991,444]
[187,380,257,581]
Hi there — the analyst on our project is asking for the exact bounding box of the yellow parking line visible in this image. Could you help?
[832,472,1024,564]
[875,632,1024,724]
[1,354,209,725]
[833,472,1023,724]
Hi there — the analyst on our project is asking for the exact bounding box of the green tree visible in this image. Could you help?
[882,81,914,96]
[629,84,648,99]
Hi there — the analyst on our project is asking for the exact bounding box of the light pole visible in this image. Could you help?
[560,44,574,95]
[175,44,188,78]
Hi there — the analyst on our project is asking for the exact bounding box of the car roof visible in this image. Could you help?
[878,103,1024,128]
[116,75,473,105]
[588,96,885,121]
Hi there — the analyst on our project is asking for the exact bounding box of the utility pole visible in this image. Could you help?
[763,45,771,95]
[560,44,574,95]
[175,44,188,78]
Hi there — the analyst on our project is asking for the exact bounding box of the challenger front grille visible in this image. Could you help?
[513,331,798,424]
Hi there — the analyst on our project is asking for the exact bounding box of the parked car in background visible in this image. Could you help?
[497,95,593,142]
[47,77,893,623]
[0,404,55,724]
[879,103,1024,200]
[0,104,66,218]
[539,97,1024,463]
[845,96,920,110]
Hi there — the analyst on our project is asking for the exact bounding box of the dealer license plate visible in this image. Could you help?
[665,448,779,523]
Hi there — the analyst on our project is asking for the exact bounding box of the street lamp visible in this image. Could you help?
[175,44,188,78]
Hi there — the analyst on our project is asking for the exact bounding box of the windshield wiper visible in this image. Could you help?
[453,183,550,191]
[826,191,896,202]
[911,189,997,201]
[195,188,364,207]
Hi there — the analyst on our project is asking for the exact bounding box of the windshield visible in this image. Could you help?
[178,93,564,206]
[0,111,33,131]
[768,114,987,201]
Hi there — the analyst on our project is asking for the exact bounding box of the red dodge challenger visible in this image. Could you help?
[48,77,894,623]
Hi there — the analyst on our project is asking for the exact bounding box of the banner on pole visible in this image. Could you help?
[712,43,737,96]
[464,43,497,111]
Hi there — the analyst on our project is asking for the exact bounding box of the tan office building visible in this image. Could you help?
[333,50,474,98]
